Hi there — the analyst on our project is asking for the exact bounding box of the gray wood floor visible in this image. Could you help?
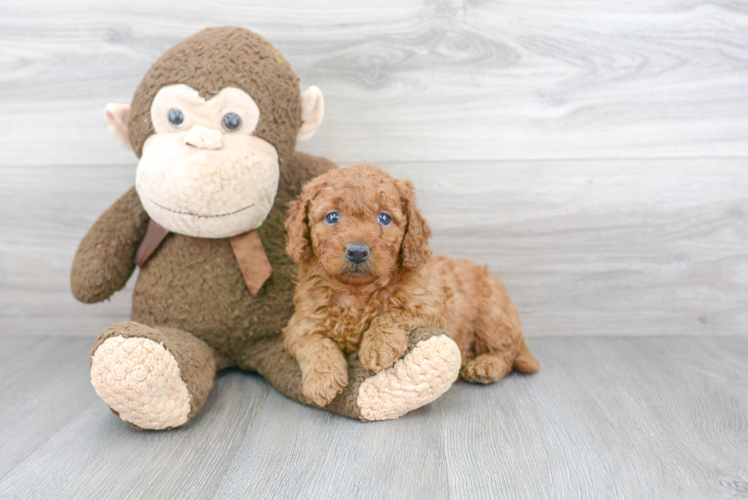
[0,335,746,499]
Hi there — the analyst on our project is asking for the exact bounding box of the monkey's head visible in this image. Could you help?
[104,27,324,238]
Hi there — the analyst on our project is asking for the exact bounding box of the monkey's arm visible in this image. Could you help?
[71,187,149,303]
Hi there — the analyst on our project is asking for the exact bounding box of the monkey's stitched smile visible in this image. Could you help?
[148,197,255,219]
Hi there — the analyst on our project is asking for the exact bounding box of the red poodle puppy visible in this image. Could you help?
[284,164,538,407]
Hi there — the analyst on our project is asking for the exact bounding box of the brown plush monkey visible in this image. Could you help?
[71,27,462,429]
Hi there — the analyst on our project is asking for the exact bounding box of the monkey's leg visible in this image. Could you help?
[90,322,216,430]
[242,327,461,421]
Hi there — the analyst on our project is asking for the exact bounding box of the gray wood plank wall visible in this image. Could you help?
[1,0,747,337]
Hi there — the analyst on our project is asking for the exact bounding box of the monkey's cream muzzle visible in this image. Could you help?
[136,130,279,239]
[133,84,280,239]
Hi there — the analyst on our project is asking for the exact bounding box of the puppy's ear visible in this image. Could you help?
[396,179,432,270]
[285,177,325,265]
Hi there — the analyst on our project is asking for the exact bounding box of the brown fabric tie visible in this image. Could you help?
[134,221,272,296]
[229,230,272,296]
[134,219,170,267]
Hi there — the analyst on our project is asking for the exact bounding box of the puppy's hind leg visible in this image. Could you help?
[513,338,539,374]
[461,336,538,383]
[461,276,538,383]
[460,352,514,384]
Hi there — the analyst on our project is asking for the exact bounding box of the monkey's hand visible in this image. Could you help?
[71,187,149,303]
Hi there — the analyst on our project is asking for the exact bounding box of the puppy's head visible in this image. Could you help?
[285,164,432,286]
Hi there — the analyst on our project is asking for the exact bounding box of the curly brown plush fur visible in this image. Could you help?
[74,28,461,428]
[284,164,539,406]
[128,27,301,164]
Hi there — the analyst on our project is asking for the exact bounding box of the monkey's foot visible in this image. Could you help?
[90,322,215,430]
[356,328,461,421]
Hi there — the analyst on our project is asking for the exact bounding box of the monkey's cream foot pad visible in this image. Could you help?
[356,334,461,421]
[90,336,191,430]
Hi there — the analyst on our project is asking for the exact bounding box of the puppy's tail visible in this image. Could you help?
[513,338,539,374]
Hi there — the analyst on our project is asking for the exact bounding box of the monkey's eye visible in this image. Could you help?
[325,211,340,225]
[378,212,392,226]
[168,108,184,128]
[222,112,242,132]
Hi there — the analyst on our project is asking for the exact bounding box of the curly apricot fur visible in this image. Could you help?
[283,165,538,405]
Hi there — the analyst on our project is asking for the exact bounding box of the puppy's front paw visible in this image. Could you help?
[360,330,408,372]
[302,359,349,407]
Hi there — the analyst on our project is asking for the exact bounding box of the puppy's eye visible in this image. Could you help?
[325,211,340,225]
[378,212,392,226]
[168,108,185,128]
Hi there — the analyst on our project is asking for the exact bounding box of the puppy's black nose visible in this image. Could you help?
[346,244,370,264]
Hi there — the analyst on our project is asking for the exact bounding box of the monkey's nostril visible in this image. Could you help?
[346,244,370,264]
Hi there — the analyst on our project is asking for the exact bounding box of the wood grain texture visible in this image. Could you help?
[0,0,747,165]
[0,335,745,499]
[0,165,136,336]
[1,0,747,338]
[2,159,746,337]
[438,336,748,499]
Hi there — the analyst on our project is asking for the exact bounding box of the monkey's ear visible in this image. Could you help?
[297,86,324,142]
[104,103,133,151]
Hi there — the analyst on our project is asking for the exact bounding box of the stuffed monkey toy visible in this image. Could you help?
[71,27,462,429]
